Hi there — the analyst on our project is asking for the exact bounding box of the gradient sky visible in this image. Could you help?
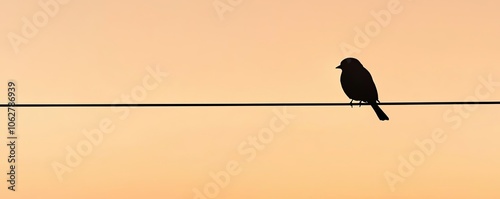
[1,0,500,198]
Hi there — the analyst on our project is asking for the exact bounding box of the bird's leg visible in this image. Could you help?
[359,101,363,107]
[377,100,381,103]
[350,99,353,108]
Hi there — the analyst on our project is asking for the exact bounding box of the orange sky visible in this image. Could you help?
[1,0,500,198]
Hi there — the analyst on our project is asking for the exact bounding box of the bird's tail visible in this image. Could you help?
[369,101,389,121]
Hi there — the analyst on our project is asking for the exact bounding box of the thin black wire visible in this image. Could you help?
[1,101,500,107]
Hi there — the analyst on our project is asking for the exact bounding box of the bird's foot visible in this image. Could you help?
[377,100,381,103]
[350,100,353,108]
[359,101,363,107]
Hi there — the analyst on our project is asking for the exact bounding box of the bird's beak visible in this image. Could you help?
[335,65,341,69]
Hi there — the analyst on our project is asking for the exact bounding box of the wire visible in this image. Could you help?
[2,101,500,107]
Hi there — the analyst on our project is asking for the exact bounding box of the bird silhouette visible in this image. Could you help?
[336,58,389,121]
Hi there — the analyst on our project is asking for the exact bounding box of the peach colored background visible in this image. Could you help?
[1,0,500,198]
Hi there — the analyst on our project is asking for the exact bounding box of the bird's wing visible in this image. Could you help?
[359,67,379,101]
[340,67,380,101]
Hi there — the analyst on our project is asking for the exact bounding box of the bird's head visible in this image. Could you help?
[336,57,362,70]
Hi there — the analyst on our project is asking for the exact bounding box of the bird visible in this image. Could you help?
[335,57,389,121]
